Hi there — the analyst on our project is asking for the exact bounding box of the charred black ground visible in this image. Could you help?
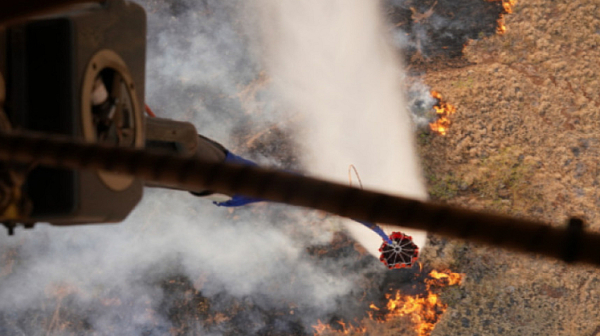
[387,0,506,67]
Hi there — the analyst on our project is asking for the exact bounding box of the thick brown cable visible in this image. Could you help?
[0,131,599,266]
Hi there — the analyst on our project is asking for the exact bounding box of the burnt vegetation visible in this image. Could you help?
[386,0,506,71]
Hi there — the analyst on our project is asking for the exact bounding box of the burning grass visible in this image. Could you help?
[313,270,464,336]
[428,91,457,136]
[492,0,518,34]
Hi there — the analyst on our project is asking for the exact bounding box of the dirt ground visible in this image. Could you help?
[412,0,600,335]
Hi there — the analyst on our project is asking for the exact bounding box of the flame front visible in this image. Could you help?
[492,0,517,34]
[374,270,463,336]
[380,292,441,336]
[313,319,367,335]
[429,91,456,136]
[428,269,463,286]
[313,270,464,336]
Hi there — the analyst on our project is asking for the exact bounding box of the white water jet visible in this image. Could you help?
[254,0,428,256]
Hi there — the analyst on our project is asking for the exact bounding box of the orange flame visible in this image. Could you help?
[429,91,456,136]
[312,319,367,335]
[491,0,517,34]
[378,292,440,336]
[502,0,516,13]
[313,270,464,336]
[428,269,463,286]
[497,22,507,34]
[375,270,464,336]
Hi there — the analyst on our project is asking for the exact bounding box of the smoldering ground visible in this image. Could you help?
[386,0,506,61]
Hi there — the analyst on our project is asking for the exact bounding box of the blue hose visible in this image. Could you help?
[353,219,393,245]
[212,151,393,245]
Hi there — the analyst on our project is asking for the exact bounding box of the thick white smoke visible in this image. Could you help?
[253,0,428,255]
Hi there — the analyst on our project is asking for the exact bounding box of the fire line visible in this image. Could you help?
[313,270,464,336]
[429,91,457,136]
